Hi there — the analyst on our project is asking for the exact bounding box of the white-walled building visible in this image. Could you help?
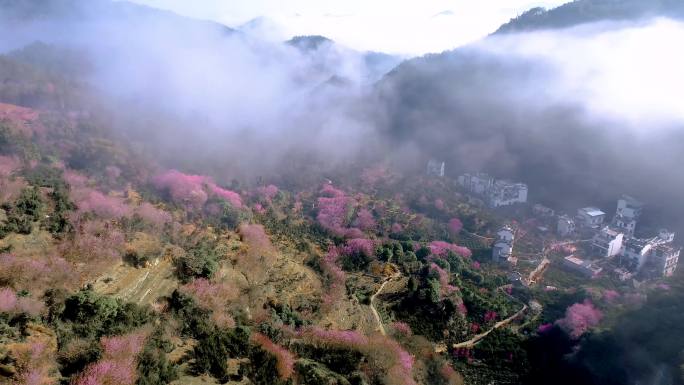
[622,238,652,270]
[650,245,680,277]
[623,229,679,277]
[457,173,527,208]
[613,195,644,237]
[557,215,576,237]
[576,207,606,229]
[457,173,493,195]
[493,226,515,263]
[427,160,445,177]
[616,195,644,220]
[592,226,624,258]
[488,180,528,208]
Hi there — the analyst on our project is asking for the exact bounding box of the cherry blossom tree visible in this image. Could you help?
[134,203,172,229]
[251,333,295,379]
[448,218,463,234]
[354,208,377,231]
[316,184,355,237]
[341,238,375,258]
[152,170,209,208]
[73,189,131,219]
[256,184,279,203]
[73,331,148,385]
[556,300,603,339]
[428,241,472,258]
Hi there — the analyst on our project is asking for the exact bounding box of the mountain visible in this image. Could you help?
[287,35,405,84]
[495,0,684,34]
[0,0,235,51]
[374,0,684,234]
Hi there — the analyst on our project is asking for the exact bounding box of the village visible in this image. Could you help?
[427,160,681,289]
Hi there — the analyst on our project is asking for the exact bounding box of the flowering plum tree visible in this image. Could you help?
[354,208,377,231]
[555,300,603,339]
[250,333,295,379]
[448,218,463,234]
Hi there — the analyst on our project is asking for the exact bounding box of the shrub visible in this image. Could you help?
[59,290,152,339]
[174,237,222,283]
[192,326,251,382]
[136,330,178,385]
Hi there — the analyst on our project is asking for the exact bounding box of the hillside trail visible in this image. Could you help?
[369,272,401,336]
[450,304,528,349]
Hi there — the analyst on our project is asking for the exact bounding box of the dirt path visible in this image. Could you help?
[526,257,551,286]
[451,304,528,349]
[369,276,395,335]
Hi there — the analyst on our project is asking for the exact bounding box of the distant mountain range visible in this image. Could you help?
[495,0,684,34]
[374,0,684,232]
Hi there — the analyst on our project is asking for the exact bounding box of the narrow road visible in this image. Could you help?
[369,273,400,336]
[451,304,528,349]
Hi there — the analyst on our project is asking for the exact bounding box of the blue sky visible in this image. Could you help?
[126,0,569,54]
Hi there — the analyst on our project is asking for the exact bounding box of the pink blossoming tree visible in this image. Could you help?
[250,333,295,379]
[556,300,603,339]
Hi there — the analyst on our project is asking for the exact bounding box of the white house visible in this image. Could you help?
[613,195,644,237]
[592,226,624,258]
[492,226,515,263]
[488,180,528,208]
[457,173,527,208]
[623,230,678,277]
[650,245,680,277]
[616,195,644,220]
[576,207,606,229]
[557,215,576,237]
[457,173,493,195]
[427,160,445,177]
[622,238,653,270]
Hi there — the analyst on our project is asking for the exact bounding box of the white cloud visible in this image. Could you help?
[478,18,684,129]
[125,0,569,54]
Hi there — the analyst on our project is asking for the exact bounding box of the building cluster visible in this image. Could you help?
[554,195,680,278]
[457,173,528,208]
[426,164,679,279]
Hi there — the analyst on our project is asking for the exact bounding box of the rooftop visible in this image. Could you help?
[580,207,606,217]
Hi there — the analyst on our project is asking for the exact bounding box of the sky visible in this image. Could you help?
[126,0,570,55]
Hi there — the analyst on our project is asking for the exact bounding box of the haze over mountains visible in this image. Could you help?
[1,2,684,385]
[1,0,683,232]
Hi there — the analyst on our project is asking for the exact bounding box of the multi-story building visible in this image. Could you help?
[621,238,652,271]
[623,229,679,277]
[457,173,527,208]
[576,207,606,229]
[492,226,514,263]
[488,180,528,208]
[557,215,576,237]
[650,245,680,277]
[457,173,493,195]
[427,160,445,177]
[592,226,624,258]
[616,195,644,220]
[612,195,644,237]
